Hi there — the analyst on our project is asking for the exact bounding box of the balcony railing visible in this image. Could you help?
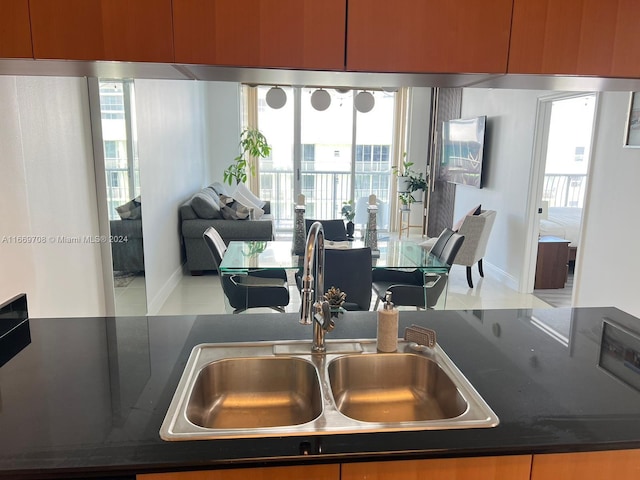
[542,174,587,208]
[259,169,391,231]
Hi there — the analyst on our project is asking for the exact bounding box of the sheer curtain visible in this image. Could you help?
[242,85,261,194]
[390,87,410,231]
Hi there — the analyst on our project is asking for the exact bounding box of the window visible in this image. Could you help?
[356,145,390,173]
[99,80,140,220]
[574,146,585,162]
[254,86,399,232]
[302,144,315,162]
[99,82,125,120]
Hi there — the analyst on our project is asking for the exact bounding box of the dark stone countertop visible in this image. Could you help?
[1,307,640,479]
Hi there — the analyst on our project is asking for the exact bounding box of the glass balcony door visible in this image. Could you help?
[256,86,396,233]
[300,88,354,220]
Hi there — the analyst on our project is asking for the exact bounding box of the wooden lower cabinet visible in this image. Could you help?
[138,457,530,480]
[531,450,640,480]
[138,450,640,480]
[341,456,532,480]
[137,464,339,480]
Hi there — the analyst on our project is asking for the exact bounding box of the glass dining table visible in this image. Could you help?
[218,239,452,310]
[219,239,450,273]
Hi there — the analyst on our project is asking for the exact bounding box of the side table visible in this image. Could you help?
[398,207,421,238]
[535,236,571,289]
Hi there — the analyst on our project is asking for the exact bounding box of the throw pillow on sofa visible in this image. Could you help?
[232,190,264,219]
[219,194,250,220]
[116,196,141,220]
[210,182,231,198]
[191,192,221,219]
[234,182,265,209]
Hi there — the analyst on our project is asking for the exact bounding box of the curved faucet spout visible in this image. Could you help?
[299,221,332,353]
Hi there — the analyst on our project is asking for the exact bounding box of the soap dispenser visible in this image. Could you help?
[377,291,399,352]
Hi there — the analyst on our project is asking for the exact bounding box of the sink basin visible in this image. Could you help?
[160,340,498,441]
[186,357,322,429]
[328,353,467,423]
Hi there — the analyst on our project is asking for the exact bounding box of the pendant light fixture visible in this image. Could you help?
[265,86,287,109]
[311,88,331,111]
[354,90,375,113]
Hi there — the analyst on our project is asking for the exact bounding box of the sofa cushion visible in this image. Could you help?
[116,196,141,220]
[201,186,220,203]
[219,194,250,220]
[234,182,265,209]
[232,190,265,219]
[210,182,231,197]
[191,192,221,219]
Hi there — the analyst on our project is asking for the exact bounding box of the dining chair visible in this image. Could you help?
[372,230,465,310]
[294,246,373,311]
[305,219,348,242]
[203,227,290,314]
[324,247,373,311]
[453,210,497,288]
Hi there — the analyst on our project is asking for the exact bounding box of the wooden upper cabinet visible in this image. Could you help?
[0,0,33,58]
[346,0,513,74]
[29,0,174,62]
[509,0,640,77]
[173,0,346,70]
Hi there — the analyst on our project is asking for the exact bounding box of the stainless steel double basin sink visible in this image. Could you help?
[160,340,498,440]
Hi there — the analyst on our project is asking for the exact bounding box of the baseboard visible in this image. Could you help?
[147,263,185,315]
[483,261,520,292]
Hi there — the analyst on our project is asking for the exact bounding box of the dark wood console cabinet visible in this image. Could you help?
[535,236,571,289]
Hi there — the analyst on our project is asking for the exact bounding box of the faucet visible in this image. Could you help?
[299,221,334,353]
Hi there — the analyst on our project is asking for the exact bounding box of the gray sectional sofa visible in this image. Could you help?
[110,218,144,273]
[180,183,274,275]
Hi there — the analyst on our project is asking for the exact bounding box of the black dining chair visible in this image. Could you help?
[372,229,464,310]
[203,227,290,314]
[324,247,373,311]
[305,219,348,242]
[294,246,373,311]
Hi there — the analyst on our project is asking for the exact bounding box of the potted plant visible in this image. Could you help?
[398,192,413,210]
[393,153,428,204]
[223,128,272,185]
[391,153,413,193]
[341,200,356,239]
[323,286,346,318]
[407,171,428,203]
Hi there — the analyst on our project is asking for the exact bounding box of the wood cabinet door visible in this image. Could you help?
[173,0,346,70]
[0,0,33,58]
[342,455,532,480]
[509,0,640,77]
[531,450,640,480]
[29,0,174,62]
[346,0,513,74]
[137,464,340,480]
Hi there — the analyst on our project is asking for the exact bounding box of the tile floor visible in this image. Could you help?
[114,235,561,317]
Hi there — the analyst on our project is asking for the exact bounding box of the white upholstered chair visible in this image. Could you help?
[453,209,496,288]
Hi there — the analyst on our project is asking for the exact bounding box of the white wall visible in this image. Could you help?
[203,82,242,183]
[457,88,548,288]
[574,92,640,317]
[458,88,640,318]
[0,76,106,318]
[134,79,208,313]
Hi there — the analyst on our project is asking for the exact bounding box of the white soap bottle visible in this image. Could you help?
[377,291,399,352]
